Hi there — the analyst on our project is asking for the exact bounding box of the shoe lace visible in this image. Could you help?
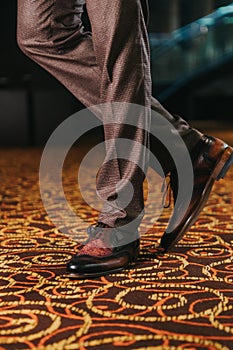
[86,222,107,242]
[161,173,172,209]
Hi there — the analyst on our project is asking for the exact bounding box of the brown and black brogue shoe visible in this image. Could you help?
[66,223,140,278]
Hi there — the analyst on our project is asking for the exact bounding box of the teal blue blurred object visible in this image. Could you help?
[150,4,233,101]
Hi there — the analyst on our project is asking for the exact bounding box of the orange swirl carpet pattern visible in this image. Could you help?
[0,134,233,350]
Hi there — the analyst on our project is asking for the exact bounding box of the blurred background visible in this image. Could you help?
[0,0,233,146]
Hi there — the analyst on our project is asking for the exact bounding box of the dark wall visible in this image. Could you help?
[0,1,83,146]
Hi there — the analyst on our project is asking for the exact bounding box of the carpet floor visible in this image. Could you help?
[0,132,233,350]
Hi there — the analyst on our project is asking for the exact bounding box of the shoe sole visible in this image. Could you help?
[161,146,233,253]
[67,266,126,279]
[66,247,140,279]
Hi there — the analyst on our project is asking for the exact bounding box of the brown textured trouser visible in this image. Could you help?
[17,0,202,229]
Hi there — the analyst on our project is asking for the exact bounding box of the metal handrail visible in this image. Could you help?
[150,3,233,96]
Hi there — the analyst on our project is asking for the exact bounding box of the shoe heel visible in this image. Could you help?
[215,147,233,180]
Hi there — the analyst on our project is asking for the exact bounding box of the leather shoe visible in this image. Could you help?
[66,223,140,278]
[160,135,233,252]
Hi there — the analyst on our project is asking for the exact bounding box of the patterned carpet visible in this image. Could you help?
[0,132,233,349]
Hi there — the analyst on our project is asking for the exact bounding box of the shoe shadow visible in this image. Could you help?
[128,246,165,269]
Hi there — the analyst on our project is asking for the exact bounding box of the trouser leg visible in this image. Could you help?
[85,0,151,228]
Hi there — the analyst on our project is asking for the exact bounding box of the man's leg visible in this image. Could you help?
[66,0,153,278]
